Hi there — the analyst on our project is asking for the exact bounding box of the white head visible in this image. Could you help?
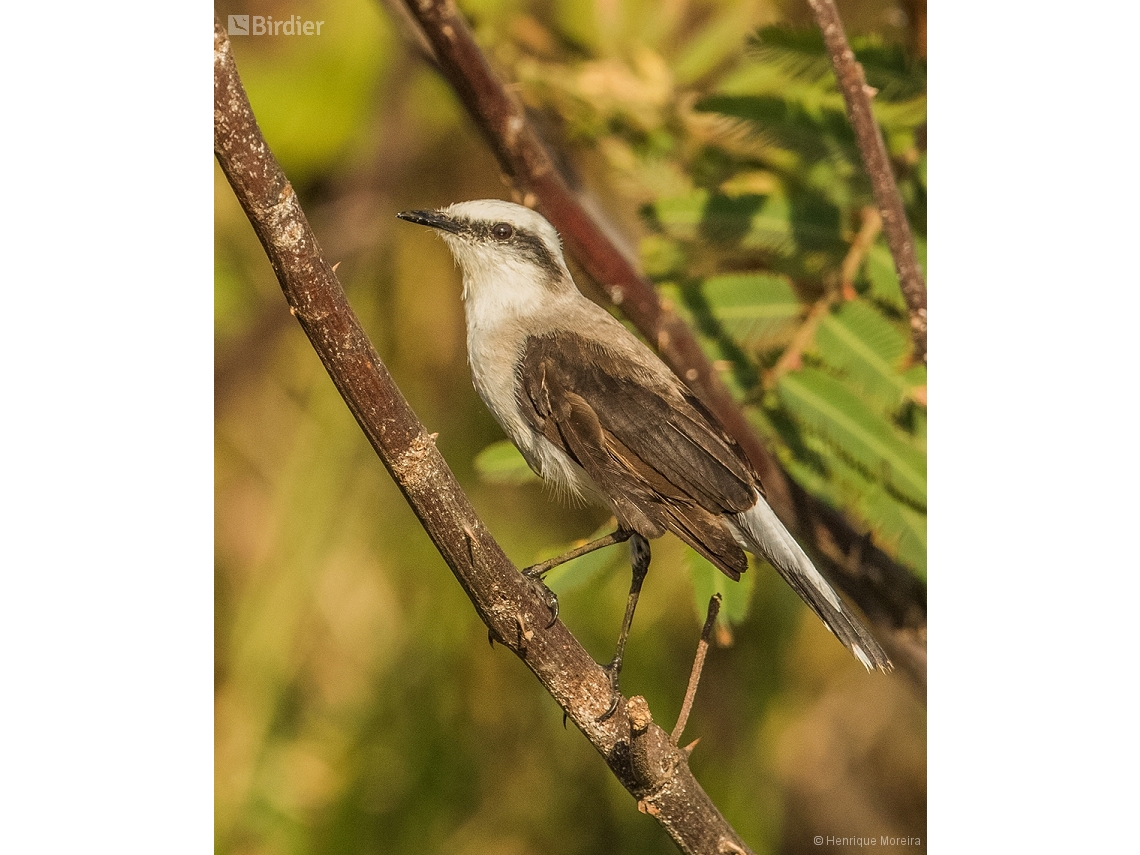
[397,200,576,323]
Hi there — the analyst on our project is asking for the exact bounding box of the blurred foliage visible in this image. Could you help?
[215,1,926,854]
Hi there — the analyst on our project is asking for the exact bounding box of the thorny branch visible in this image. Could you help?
[214,17,753,855]
[396,0,927,687]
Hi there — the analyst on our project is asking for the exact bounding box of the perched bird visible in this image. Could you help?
[397,200,891,673]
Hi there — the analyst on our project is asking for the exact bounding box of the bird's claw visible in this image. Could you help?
[522,565,559,627]
[596,658,623,722]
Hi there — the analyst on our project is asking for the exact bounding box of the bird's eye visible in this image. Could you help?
[491,222,514,241]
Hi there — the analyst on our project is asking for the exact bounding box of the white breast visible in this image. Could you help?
[464,309,602,507]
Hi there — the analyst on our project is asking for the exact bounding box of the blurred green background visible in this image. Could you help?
[214,0,926,852]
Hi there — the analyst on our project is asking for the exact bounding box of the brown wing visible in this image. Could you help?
[516,332,757,579]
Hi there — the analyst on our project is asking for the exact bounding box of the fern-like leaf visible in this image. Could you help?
[649,189,847,263]
[776,367,926,509]
[693,272,803,349]
[747,26,927,103]
[696,94,858,167]
[775,423,926,575]
[814,299,914,412]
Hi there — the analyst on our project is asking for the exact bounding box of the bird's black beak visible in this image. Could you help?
[396,209,464,235]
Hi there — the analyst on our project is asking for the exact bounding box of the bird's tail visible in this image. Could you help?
[730,498,892,672]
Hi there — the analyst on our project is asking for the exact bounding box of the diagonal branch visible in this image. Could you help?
[807,0,928,364]
[214,17,753,855]
[396,0,926,687]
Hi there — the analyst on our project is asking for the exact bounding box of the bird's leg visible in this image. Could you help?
[522,529,633,580]
[598,533,651,721]
[522,529,632,627]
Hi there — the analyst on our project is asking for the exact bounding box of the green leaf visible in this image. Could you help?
[657,282,758,402]
[649,189,845,262]
[771,419,926,576]
[687,548,754,628]
[694,273,803,350]
[847,41,927,104]
[861,242,906,311]
[673,5,764,85]
[473,440,538,485]
[861,235,926,312]
[777,368,926,509]
[814,299,914,411]
[746,26,926,103]
[746,27,834,87]
[640,233,689,280]
[696,94,858,166]
[860,488,927,578]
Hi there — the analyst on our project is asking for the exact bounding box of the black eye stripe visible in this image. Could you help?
[508,232,562,282]
[455,218,564,286]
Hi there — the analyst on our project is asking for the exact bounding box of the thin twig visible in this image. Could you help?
[397,0,926,688]
[672,594,722,746]
[841,206,883,298]
[807,0,927,364]
[214,17,753,855]
[766,297,834,385]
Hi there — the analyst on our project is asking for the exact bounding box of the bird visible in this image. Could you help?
[397,199,891,675]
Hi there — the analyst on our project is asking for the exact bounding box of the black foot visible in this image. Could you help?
[521,566,560,627]
[596,658,623,722]
[522,529,635,629]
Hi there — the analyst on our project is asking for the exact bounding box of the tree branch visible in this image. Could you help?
[214,17,753,855]
[807,0,928,364]
[396,0,926,686]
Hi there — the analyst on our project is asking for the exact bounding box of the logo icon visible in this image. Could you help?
[225,13,324,36]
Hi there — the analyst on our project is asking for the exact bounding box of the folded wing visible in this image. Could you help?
[516,331,758,579]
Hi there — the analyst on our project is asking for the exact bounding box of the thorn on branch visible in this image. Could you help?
[516,611,534,647]
[462,522,478,567]
[718,838,749,855]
